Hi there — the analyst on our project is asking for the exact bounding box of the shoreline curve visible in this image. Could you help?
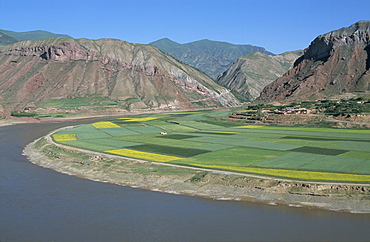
[22,127,370,214]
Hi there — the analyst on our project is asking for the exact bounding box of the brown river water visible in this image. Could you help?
[1,119,370,241]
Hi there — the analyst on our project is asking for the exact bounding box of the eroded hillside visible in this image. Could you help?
[0,38,239,116]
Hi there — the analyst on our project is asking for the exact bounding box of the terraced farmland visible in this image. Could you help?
[51,111,370,183]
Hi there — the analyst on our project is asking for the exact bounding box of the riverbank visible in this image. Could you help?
[23,129,370,214]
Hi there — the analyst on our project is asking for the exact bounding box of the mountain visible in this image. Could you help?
[0,29,71,42]
[150,38,273,79]
[216,50,303,101]
[0,37,239,116]
[0,32,18,46]
[258,21,370,102]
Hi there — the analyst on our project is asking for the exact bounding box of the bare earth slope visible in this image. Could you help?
[216,50,302,101]
[0,38,239,116]
[258,21,370,102]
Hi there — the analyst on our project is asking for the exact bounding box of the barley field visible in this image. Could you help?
[51,110,370,183]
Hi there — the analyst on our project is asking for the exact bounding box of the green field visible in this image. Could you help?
[51,110,370,183]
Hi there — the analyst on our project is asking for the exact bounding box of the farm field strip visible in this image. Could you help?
[233,125,370,134]
[52,133,77,142]
[185,136,302,151]
[251,152,326,169]
[118,117,159,122]
[151,123,199,132]
[173,147,286,167]
[298,156,368,173]
[281,135,370,142]
[79,138,143,149]
[123,125,166,134]
[127,144,210,157]
[105,148,181,162]
[92,121,121,129]
[336,141,370,152]
[232,126,370,140]
[112,134,209,148]
[51,110,370,183]
[60,140,120,152]
[190,164,370,183]
[340,151,370,159]
[99,127,140,137]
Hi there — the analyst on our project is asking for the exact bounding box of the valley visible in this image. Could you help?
[1,21,370,213]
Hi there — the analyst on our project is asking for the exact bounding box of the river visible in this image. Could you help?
[1,120,370,241]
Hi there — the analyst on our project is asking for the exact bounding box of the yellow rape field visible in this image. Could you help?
[232,125,265,129]
[52,134,77,142]
[105,149,181,162]
[118,117,158,122]
[193,164,370,183]
[92,122,121,129]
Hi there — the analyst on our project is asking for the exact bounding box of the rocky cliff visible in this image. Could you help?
[216,50,302,101]
[0,38,239,115]
[258,21,370,102]
[150,38,273,79]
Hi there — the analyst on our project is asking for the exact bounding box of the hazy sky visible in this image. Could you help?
[1,0,369,54]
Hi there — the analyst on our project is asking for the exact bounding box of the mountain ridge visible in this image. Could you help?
[216,50,302,101]
[150,38,273,79]
[257,21,370,102]
[0,32,18,45]
[0,37,239,117]
[0,29,71,41]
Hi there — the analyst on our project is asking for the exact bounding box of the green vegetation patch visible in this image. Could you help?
[56,124,97,134]
[281,135,369,142]
[60,140,115,152]
[247,137,338,149]
[79,139,142,149]
[173,147,286,167]
[125,125,165,134]
[236,127,370,140]
[54,124,114,140]
[290,146,348,156]
[351,160,370,174]
[100,127,139,137]
[242,124,370,134]
[192,143,236,151]
[186,136,301,151]
[337,141,370,153]
[300,156,367,173]
[158,134,200,140]
[128,144,210,157]
[156,123,200,132]
[113,134,208,148]
[178,120,223,130]
[198,118,244,128]
[76,131,111,140]
[340,151,370,159]
[251,152,325,169]
[197,131,238,135]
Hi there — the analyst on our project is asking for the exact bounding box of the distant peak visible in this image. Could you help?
[150,38,178,45]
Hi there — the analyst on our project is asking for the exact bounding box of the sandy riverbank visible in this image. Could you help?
[22,129,370,214]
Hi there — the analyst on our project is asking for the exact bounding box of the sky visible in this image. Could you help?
[0,0,369,54]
